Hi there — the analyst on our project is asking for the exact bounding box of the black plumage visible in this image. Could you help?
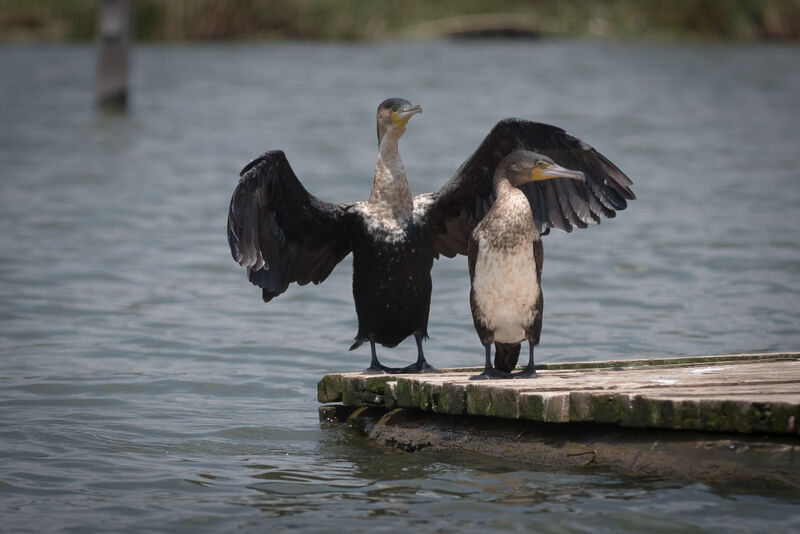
[228,151,352,302]
[432,119,634,257]
[227,100,634,374]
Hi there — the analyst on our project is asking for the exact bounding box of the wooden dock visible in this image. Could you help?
[319,352,800,487]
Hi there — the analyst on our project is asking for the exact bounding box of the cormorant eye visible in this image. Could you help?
[391,105,398,112]
[537,160,549,169]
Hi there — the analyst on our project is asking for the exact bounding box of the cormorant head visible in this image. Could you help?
[500,150,585,187]
[376,98,422,144]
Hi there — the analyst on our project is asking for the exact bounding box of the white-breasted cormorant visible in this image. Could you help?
[469,150,585,380]
[227,98,634,374]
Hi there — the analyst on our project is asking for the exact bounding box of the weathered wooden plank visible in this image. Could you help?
[318,352,800,435]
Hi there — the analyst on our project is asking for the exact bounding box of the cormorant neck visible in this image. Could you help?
[492,170,516,198]
[368,128,413,217]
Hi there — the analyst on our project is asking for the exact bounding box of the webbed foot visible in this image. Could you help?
[396,361,442,374]
[513,367,539,379]
[363,363,402,375]
[470,368,513,380]
[513,342,538,379]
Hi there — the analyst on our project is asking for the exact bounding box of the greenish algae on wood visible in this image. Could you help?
[317,352,800,435]
[319,352,800,488]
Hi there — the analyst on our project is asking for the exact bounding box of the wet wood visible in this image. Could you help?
[319,352,800,486]
[318,352,800,435]
[323,406,800,490]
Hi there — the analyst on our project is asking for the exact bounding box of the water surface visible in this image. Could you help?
[1,40,799,532]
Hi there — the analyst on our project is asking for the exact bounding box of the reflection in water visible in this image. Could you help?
[236,426,796,532]
[1,40,799,532]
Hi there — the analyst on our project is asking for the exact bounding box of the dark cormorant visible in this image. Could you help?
[469,151,585,380]
[227,98,634,374]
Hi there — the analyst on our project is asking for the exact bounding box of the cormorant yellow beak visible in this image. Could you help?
[531,162,585,182]
[391,105,422,128]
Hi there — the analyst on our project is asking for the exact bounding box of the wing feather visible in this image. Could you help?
[227,150,353,302]
[430,119,635,255]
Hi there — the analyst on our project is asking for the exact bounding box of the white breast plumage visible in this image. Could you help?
[356,203,401,239]
[472,238,539,343]
[355,194,433,243]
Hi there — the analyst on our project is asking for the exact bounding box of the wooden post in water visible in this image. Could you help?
[96,0,132,112]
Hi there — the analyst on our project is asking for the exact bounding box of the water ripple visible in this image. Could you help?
[1,41,799,532]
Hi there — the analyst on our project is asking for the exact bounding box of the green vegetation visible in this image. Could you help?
[1,0,799,42]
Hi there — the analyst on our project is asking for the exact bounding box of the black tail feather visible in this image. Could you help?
[494,342,521,373]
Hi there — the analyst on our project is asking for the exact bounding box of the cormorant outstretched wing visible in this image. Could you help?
[227,150,353,302]
[430,119,636,257]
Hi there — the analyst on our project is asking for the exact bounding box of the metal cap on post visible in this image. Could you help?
[96,0,131,113]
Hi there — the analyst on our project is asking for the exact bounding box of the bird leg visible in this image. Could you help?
[471,343,512,380]
[513,341,539,379]
[396,334,440,374]
[364,338,401,374]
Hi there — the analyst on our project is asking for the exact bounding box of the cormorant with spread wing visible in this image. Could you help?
[468,150,586,380]
[227,98,634,374]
